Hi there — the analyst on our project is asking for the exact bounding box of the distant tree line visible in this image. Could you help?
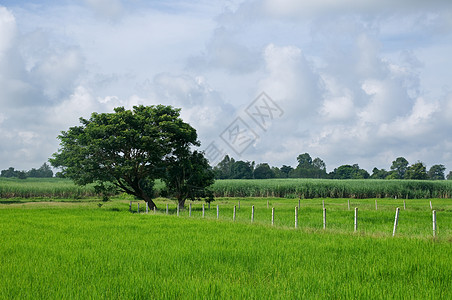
[213,154,452,180]
[0,163,53,179]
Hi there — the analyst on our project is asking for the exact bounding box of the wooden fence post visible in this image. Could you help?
[272,207,275,226]
[251,205,255,223]
[430,201,433,210]
[233,206,236,221]
[298,199,301,209]
[392,207,400,237]
[322,200,325,210]
[137,203,140,213]
[177,204,179,217]
[189,203,192,217]
[216,205,219,219]
[432,210,437,237]
[166,204,169,215]
[403,200,406,210]
[267,200,269,209]
[354,207,358,232]
[323,208,326,229]
[375,199,378,211]
[202,204,205,218]
[129,201,132,212]
[153,206,156,214]
[146,202,149,214]
[348,199,350,211]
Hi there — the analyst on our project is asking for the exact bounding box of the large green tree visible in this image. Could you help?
[49,105,203,209]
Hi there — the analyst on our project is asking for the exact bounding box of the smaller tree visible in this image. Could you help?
[1,167,18,178]
[390,157,409,179]
[280,165,293,178]
[163,150,215,210]
[405,162,428,180]
[370,167,389,179]
[253,163,274,179]
[428,164,445,180]
[447,171,452,180]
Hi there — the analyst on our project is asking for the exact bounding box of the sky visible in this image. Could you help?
[1,0,452,173]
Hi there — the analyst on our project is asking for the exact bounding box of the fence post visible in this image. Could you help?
[238,200,240,210]
[322,200,325,210]
[129,201,132,212]
[295,206,298,228]
[202,204,205,218]
[323,208,326,229]
[354,207,358,232]
[177,204,179,217]
[403,200,406,210]
[375,199,378,210]
[348,199,350,211]
[137,203,140,213]
[153,206,156,214]
[272,207,275,226]
[189,203,192,217]
[392,207,400,237]
[432,210,437,237]
[430,201,433,210]
[251,205,255,223]
[298,199,301,209]
[146,202,149,214]
[216,205,219,219]
[233,206,236,221]
[166,204,169,215]
[267,200,269,209]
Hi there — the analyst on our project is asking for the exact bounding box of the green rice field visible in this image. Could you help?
[1,197,451,299]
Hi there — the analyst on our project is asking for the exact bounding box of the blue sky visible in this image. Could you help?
[1,0,452,173]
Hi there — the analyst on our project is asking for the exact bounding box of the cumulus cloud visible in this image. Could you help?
[1,0,452,174]
[83,0,124,20]
[263,0,451,18]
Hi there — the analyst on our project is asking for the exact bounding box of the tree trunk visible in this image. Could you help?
[142,194,157,210]
[178,199,186,210]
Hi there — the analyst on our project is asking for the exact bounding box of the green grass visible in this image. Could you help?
[1,198,451,299]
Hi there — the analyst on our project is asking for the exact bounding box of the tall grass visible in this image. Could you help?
[2,177,452,200]
[210,178,452,199]
[0,178,97,199]
[1,204,451,299]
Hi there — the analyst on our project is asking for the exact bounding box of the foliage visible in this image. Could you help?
[330,164,369,179]
[428,164,445,180]
[390,157,409,179]
[405,162,428,180]
[370,167,389,179]
[289,153,328,178]
[253,163,274,179]
[163,150,215,208]
[1,163,53,179]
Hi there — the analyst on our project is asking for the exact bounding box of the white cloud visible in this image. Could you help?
[1,1,452,174]
[83,0,123,20]
[263,0,451,18]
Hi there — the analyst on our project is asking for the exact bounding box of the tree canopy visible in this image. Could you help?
[50,105,213,209]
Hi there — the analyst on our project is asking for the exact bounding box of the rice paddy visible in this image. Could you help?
[1,178,451,299]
